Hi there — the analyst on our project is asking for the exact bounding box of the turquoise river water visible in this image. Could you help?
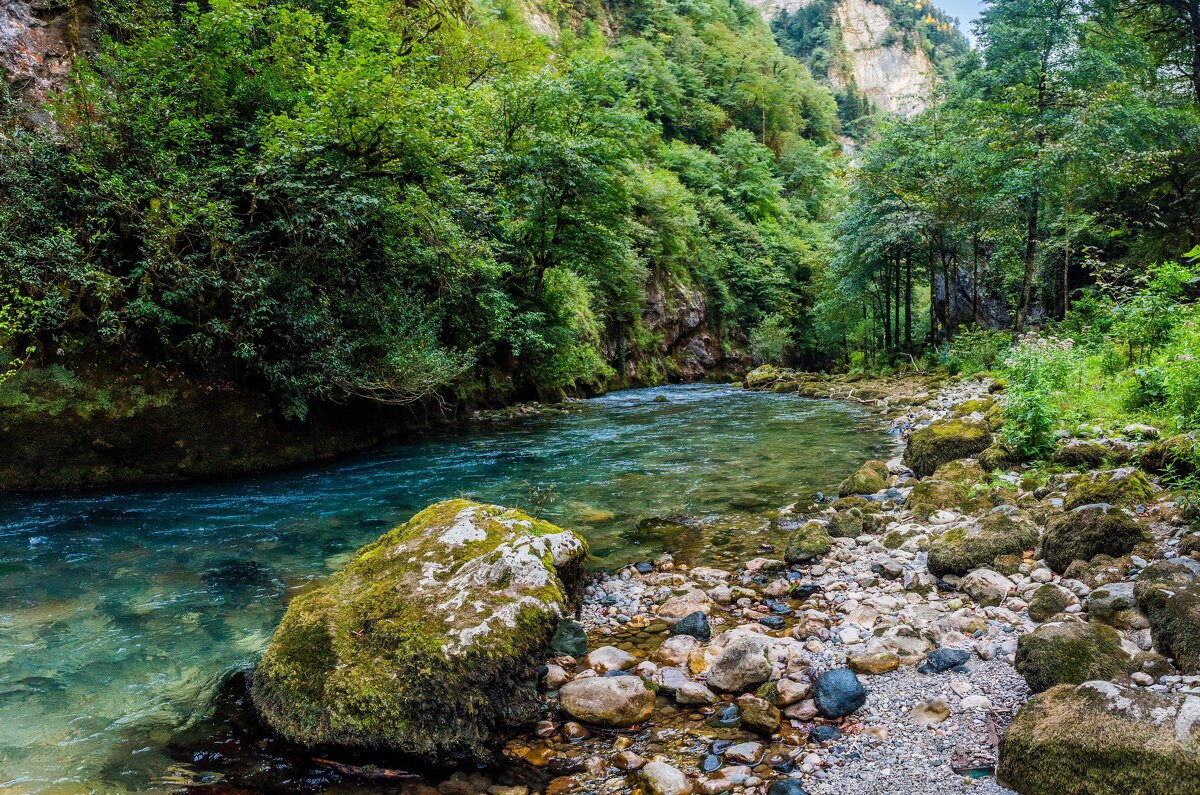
[0,384,895,794]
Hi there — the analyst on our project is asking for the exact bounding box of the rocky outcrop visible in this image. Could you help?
[830,0,936,116]
[1,0,96,120]
[998,681,1200,794]
[250,500,587,762]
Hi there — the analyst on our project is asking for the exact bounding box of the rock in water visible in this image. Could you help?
[639,761,692,795]
[551,619,588,657]
[671,610,712,641]
[997,681,1200,794]
[250,500,586,761]
[784,521,832,563]
[1135,559,1200,674]
[705,634,774,692]
[838,460,888,497]
[558,676,655,727]
[1042,504,1148,574]
[902,419,992,478]
[1014,621,1134,693]
[813,668,867,718]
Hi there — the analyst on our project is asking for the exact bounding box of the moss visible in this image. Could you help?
[1052,440,1110,469]
[1027,585,1071,622]
[997,683,1200,795]
[838,460,888,497]
[992,553,1024,575]
[952,397,995,417]
[1043,504,1148,574]
[925,507,1039,577]
[251,500,587,762]
[1134,561,1200,675]
[906,478,970,520]
[1014,621,1133,693]
[1140,435,1199,477]
[931,458,986,484]
[1063,468,1156,510]
[784,520,832,563]
[827,510,864,538]
[903,418,993,478]
[978,443,1015,472]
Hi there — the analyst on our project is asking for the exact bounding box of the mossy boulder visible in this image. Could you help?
[931,458,986,484]
[1051,439,1110,469]
[250,500,587,761]
[1140,435,1198,477]
[827,509,864,538]
[1063,468,1156,511]
[952,397,995,418]
[926,507,1039,578]
[1027,584,1071,622]
[1014,621,1134,693]
[1042,504,1149,574]
[784,520,832,563]
[1135,560,1200,674]
[978,443,1015,472]
[997,681,1200,795]
[838,460,888,497]
[903,418,993,478]
[906,478,970,520]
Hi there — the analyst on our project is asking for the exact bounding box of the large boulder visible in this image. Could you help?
[1135,559,1200,674]
[903,418,992,478]
[1063,468,1155,510]
[1042,504,1148,574]
[1051,439,1110,468]
[960,568,1015,606]
[559,676,655,727]
[926,506,1040,577]
[905,479,970,520]
[1140,435,1198,477]
[997,681,1200,795]
[838,460,888,497]
[1014,621,1135,693]
[784,521,832,563]
[250,500,586,761]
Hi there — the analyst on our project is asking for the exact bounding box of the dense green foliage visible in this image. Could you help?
[829,0,1200,368]
[0,0,840,417]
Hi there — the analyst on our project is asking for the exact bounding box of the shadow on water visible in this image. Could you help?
[0,384,898,793]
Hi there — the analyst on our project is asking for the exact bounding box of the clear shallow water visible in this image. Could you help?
[0,384,895,794]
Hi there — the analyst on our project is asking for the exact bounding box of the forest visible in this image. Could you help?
[0,0,1199,433]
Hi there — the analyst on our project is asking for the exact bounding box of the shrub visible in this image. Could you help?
[945,327,1012,375]
[1000,335,1077,459]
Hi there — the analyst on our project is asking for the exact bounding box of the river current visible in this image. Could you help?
[0,384,895,793]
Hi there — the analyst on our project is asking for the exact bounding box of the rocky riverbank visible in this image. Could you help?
[220,366,1200,795]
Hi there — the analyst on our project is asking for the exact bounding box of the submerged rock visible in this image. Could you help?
[550,619,588,657]
[250,500,586,761]
[1135,559,1200,674]
[1042,504,1148,574]
[903,419,992,478]
[1014,621,1134,693]
[997,681,1200,794]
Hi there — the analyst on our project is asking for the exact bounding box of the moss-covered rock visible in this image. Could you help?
[1042,504,1149,574]
[743,365,786,390]
[926,506,1039,578]
[978,443,1015,472]
[1051,439,1110,469]
[838,460,888,497]
[952,397,995,418]
[827,509,864,538]
[931,458,986,484]
[1027,584,1071,622]
[1140,435,1198,477]
[903,419,993,478]
[997,681,1200,795]
[250,500,587,761]
[1063,468,1156,511]
[784,520,832,563]
[1135,560,1200,674]
[1014,621,1134,693]
[906,478,970,520]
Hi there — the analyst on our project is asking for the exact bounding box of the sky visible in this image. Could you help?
[936,0,984,43]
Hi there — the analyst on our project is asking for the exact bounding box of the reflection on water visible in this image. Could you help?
[0,384,895,793]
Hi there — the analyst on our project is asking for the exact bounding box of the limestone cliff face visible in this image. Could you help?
[747,0,939,117]
[830,0,934,115]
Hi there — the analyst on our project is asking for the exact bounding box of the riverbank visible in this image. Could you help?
[257,366,1194,795]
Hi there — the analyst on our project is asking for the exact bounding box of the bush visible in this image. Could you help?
[1000,335,1078,459]
[945,327,1012,375]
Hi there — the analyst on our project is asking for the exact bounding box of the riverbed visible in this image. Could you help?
[0,384,895,793]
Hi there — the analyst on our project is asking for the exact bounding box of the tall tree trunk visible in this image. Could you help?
[1016,67,1049,332]
[905,253,913,352]
[893,254,901,359]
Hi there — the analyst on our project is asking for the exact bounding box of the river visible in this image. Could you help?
[0,384,895,793]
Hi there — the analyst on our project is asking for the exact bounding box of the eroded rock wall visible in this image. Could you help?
[1,0,94,119]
